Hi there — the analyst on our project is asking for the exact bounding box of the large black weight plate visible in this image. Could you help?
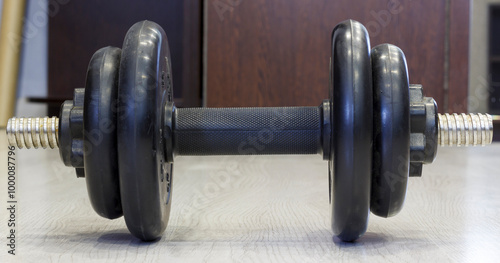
[371,44,410,217]
[118,21,174,241]
[329,20,373,242]
[83,47,122,219]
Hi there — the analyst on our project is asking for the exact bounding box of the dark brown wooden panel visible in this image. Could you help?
[182,0,203,106]
[49,0,202,113]
[494,120,500,141]
[206,0,451,111]
[448,0,470,113]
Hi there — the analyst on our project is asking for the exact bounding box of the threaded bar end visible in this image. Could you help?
[438,113,493,146]
[6,117,59,149]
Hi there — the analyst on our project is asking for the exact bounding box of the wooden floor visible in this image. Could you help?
[1,130,500,262]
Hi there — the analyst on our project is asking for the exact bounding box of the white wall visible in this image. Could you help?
[17,0,48,99]
[0,0,48,116]
[470,0,500,113]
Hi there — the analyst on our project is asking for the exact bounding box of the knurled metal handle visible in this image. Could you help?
[173,107,323,156]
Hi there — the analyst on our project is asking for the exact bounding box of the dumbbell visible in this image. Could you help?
[6,20,494,242]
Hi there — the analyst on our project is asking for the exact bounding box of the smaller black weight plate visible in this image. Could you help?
[371,44,410,217]
[329,20,373,242]
[83,47,122,219]
[118,21,173,241]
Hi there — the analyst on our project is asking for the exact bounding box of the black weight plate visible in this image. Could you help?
[83,47,122,219]
[371,44,410,217]
[329,20,373,242]
[118,21,174,241]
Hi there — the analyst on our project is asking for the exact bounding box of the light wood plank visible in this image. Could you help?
[1,130,500,262]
